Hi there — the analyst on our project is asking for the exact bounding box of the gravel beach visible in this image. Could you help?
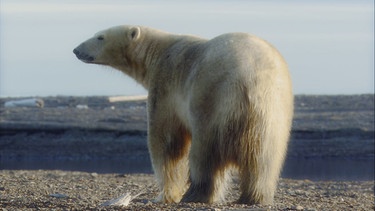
[0,170,373,210]
[0,95,374,210]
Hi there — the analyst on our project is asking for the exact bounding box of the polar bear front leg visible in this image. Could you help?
[148,112,191,203]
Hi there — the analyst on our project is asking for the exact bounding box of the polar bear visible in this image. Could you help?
[73,25,293,205]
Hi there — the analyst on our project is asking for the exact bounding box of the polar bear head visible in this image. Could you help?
[73,25,141,66]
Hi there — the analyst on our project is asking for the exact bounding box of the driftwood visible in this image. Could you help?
[4,98,44,108]
[108,95,147,103]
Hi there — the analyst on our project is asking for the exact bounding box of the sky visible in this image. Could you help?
[0,0,374,97]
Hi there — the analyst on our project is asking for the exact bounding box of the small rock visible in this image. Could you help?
[104,106,116,110]
[291,205,304,210]
[49,193,68,198]
[287,190,296,196]
[76,104,89,109]
[295,189,306,196]
[141,199,153,205]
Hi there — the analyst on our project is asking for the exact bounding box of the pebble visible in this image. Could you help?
[49,193,68,198]
[76,104,89,109]
[291,205,304,210]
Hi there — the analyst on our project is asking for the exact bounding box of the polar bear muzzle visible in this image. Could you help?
[73,48,94,63]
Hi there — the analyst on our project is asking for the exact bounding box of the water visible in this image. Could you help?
[1,157,373,181]
[0,158,153,174]
[282,157,374,181]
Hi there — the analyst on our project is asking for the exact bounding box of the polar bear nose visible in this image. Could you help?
[73,48,94,62]
[73,48,79,55]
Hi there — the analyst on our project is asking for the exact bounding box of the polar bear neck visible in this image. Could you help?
[115,27,206,90]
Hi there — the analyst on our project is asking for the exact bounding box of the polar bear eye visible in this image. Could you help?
[97,36,104,41]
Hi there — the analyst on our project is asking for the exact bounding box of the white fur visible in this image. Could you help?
[74,25,293,205]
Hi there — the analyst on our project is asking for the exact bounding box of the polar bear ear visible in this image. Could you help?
[128,26,141,41]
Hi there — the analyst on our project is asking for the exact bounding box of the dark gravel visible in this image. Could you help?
[0,170,373,210]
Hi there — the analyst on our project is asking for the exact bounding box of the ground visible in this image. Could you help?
[0,95,374,210]
[0,170,373,210]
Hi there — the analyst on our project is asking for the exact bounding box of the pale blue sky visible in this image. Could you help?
[0,0,373,97]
